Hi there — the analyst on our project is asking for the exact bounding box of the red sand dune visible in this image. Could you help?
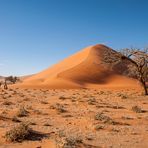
[18,44,139,89]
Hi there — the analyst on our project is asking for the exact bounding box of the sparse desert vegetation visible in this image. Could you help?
[5,122,31,142]
[1,0,148,147]
[0,44,147,147]
[0,87,148,147]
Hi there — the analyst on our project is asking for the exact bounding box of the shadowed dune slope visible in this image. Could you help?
[18,44,139,88]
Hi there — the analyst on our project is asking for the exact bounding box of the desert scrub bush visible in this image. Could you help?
[63,135,83,148]
[132,106,143,113]
[58,130,66,138]
[11,116,21,123]
[117,93,128,99]
[94,125,105,131]
[87,98,96,105]
[51,103,67,113]
[95,112,111,121]
[56,105,67,113]
[5,122,31,142]
[95,112,119,125]
[16,106,29,117]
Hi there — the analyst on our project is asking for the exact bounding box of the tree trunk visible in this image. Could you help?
[141,79,148,95]
[4,81,8,90]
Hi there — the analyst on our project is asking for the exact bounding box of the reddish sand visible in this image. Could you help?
[0,88,148,147]
[0,44,147,147]
[17,44,139,89]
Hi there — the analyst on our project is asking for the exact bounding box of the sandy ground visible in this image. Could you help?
[0,87,148,148]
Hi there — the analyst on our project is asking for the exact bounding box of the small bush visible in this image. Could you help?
[117,93,128,99]
[95,125,105,131]
[17,106,29,117]
[63,136,82,147]
[95,112,111,121]
[51,103,67,113]
[87,98,96,105]
[95,112,119,125]
[12,116,21,123]
[5,122,31,142]
[57,105,67,113]
[132,106,143,113]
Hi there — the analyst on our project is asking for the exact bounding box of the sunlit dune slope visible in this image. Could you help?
[18,44,139,88]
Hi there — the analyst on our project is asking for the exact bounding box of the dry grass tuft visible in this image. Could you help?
[132,106,143,113]
[63,135,83,148]
[16,106,29,117]
[5,122,30,142]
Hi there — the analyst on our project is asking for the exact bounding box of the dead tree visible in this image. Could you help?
[5,76,18,84]
[101,47,148,95]
[121,48,148,95]
[3,76,19,90]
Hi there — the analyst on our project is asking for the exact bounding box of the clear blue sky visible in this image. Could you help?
[0,0,148,76]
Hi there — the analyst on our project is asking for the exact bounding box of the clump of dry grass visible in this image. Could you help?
[50,103,67,113]
[94,125,105,131]
[58,130,66,138]
[132,106,143,113]
[95,112,111,121]
[87,98,96,105]
[63,135,83,148]
[16,106,29,117]
[11,116,21,123]
[95,112,121,125]
[56,105,67,113]
[5,122,31,142]
[117,93,128,99]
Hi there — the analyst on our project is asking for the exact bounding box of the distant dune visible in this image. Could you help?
[17,44,139,89]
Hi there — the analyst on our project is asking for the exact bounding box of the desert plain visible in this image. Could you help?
[0,45,148,148]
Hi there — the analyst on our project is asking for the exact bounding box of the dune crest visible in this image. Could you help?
[19,44,139,88]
